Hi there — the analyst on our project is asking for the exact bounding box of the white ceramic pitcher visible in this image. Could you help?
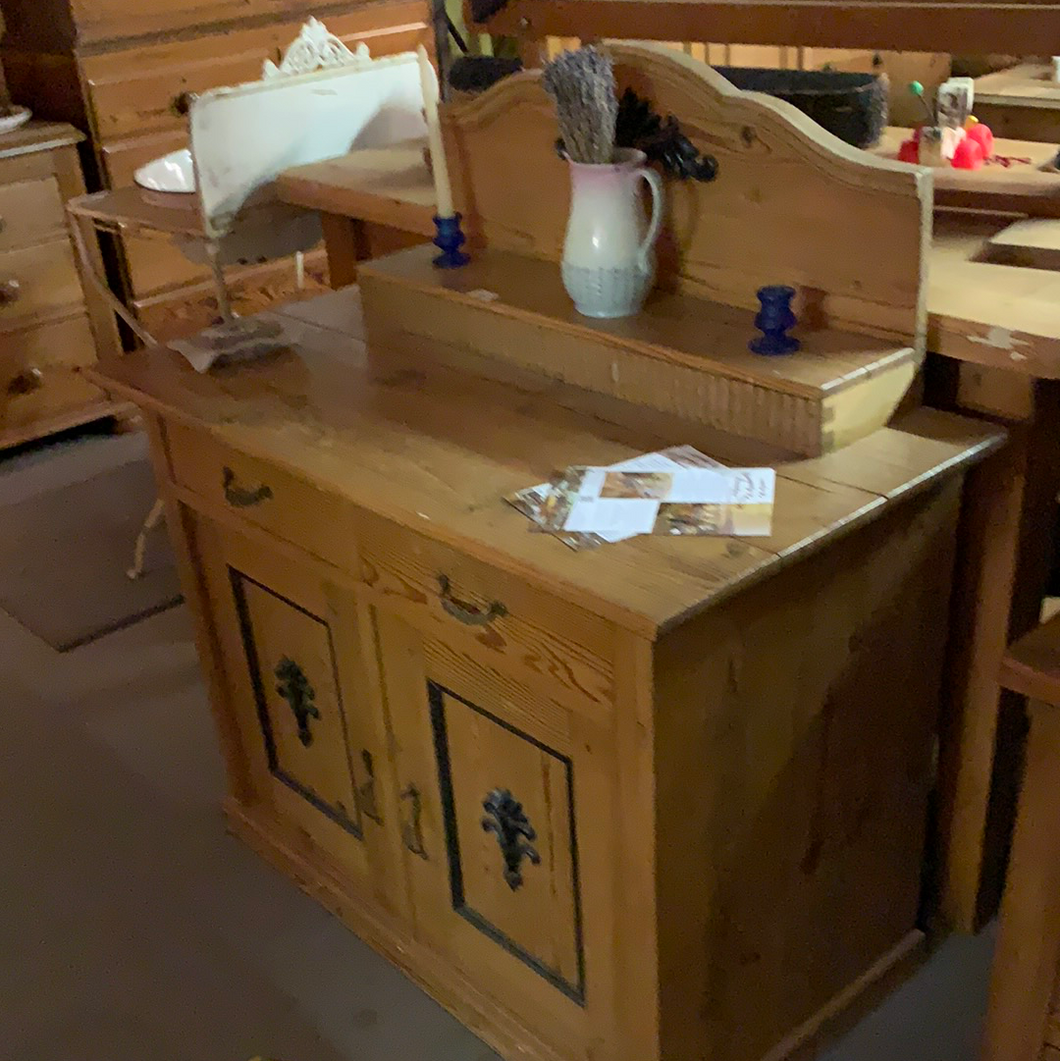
[561,147,664,319]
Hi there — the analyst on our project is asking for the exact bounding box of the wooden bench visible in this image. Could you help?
[983,613,1060,1061]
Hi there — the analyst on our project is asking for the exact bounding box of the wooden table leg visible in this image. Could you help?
[319,212,429,289]
[936,379,1060,931]
[981,699,1060,1061]
[320,212,370,289]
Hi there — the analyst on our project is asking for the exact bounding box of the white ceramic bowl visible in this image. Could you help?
[0,106,32,135]
[134,149,197,194]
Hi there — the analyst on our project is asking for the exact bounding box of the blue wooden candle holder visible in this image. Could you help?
[432,214,470,269]
[750,285,800,356]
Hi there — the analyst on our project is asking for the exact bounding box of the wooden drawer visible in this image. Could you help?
[82,3,432,144]
[0,239,86,332]
[135,253,329,342]
[0,176,67,250]
[166,420,360,570]
[358,513,615,720]
[0,314,102,434]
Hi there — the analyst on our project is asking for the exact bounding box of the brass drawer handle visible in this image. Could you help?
[7,366,42,396]
[0,279,21,305]
[274,657,319,747]
[222,466,273,508]
[482,788,540,891]
[437,575,507,627]
[400,785,428,860]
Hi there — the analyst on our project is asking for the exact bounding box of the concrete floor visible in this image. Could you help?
[1,429,998,1061]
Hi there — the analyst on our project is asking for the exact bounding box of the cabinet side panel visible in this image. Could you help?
[653,480,962,1061]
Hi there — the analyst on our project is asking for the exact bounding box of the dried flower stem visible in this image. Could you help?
[542,45,618,164]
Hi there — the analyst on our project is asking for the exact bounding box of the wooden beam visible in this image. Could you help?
[470,0,1060,55]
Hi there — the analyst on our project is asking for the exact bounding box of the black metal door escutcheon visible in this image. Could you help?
[482,789,541,890]
[274,657,320,746]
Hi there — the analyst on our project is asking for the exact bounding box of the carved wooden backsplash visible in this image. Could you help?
[443,42,930,350]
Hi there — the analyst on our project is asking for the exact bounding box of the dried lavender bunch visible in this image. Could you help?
[542,45,618,164]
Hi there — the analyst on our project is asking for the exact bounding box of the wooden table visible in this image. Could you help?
[277,130,1060,933]
[972,63,1060,143]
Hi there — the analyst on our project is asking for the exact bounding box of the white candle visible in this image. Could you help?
[418,45,455,218]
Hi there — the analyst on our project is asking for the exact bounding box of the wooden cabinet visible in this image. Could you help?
[0,0,432,341]
[98,291,1006,1061]
[0,122,123,448]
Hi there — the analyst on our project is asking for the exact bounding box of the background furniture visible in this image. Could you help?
[0,121,124,449]
[465,0,1060,53]
[972,63,1060,142]
[0,0,433,341]
[981,612,1060,1061]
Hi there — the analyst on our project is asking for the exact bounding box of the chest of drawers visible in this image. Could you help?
[0,121,123,447]
[0,0,432,341]
[95,291,1004,1061]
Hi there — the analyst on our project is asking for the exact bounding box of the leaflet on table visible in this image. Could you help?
[557,466,775,539]
[506,446,724,549]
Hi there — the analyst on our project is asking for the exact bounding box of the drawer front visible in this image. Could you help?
[0,315,102,433]
[166,420,358,570]
[358,513,615,722]
[72,0,428,48]
[83,4,432,143]
[376,611,617,1058]
[134,254,330,342]
[0,240,86,332]
[0,177,68,251]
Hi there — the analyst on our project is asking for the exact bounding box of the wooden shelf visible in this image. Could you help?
[360,245,919,456]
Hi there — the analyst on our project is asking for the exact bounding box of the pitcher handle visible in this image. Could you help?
[635,167,664,275]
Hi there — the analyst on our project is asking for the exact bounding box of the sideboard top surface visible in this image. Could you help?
[94,290,1002,637]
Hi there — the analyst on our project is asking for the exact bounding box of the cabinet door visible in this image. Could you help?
[190,512,404,915]
[375,608,618,1060]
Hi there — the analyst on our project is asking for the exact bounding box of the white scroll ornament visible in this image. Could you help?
[262,18,372,79]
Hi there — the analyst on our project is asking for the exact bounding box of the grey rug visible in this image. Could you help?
[0,458,182,651]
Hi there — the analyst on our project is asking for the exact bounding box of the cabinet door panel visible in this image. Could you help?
[376,607,617,1059]
[232,571,362,837]
[433,683,583,998]
[190,511,403,912]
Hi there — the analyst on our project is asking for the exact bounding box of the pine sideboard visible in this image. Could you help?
[94,290,1004,1061]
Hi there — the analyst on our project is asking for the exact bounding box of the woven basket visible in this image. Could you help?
[715,67,888,149]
